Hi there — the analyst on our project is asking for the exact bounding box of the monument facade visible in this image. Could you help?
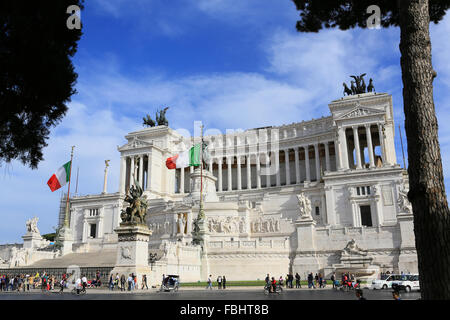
[1,91,418,283]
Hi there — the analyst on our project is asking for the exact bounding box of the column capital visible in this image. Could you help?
[364,123,371,129]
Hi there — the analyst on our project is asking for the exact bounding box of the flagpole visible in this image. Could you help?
[64,146,75,228]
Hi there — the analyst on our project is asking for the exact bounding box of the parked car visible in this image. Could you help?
[392,274,420,292]
[371,274,404,290]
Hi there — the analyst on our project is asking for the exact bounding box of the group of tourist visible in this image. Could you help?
[108,273,151,291]
[0,272,59,292]
[205,275,227,289]
[307,272,327,288]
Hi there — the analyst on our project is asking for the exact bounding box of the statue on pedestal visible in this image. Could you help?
[143,106,170,127]
[342,239,368,256]
[26,217,40,234]
[398,184,412,214]
[297,192,312,219]
[343,74,374,96]
[120,178,148,225]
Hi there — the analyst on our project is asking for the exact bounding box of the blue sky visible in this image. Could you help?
[1,1,449,243]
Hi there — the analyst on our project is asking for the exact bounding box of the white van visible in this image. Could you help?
[371,274,404,290]
[392,274,420,292]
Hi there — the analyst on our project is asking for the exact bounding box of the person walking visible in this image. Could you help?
[81,275,87,293]
[217,276,222,289]
[59,277,65,293]
[295,273,301,288]
[141,275,148,290]
[222,276,226,290]
[331,272,336,289]
[127,274,133,291]
[319,273,323,288]
[356,289,366,300]
[120,274,126,291]
[206,275,212,290]
[109,274,114,291]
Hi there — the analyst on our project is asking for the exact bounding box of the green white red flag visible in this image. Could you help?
[166,144,201,169]
[47,161,71,192]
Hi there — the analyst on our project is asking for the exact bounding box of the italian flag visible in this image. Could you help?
[47,161,71,192]
[166,144,201,169]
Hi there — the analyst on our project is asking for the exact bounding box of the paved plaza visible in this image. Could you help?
[0,287,420,300]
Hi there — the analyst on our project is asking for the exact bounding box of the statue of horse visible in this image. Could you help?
[343,83,353,96]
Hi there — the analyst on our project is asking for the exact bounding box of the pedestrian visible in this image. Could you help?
[141,274,148,290]
[217,275,222,289]
[96,270,101,287]
[127,274,133,291]
[120,274,126,291]
[59,278,65,293]
[206,275,212,290]
[392,290,401,300]
[314,273,319,288]
[133,274,137,290]
[308,273,316,289]
[331,272,336,289]
[222,276,226,289]
[109,274,114,291]
[81,275,87,293]
[75,277,83,294]
[319,273,323,288]
[356,289,366,300]
[295,273,301,288]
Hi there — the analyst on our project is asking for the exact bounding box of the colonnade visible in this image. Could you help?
[119,154,150,193]
[176,141,336,193]
[336,123,386,170]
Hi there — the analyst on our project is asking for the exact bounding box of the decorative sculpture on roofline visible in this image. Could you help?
[120,176,148,225]
[143,106,170,127]
[343,74,375,96]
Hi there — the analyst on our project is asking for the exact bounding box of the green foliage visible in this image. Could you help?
[0,1,84,168]
[292,0,449,32]
[42,233,56,242]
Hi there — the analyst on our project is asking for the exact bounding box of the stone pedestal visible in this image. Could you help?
[397,213,418,273]
[22,232,43,249]
[58,226,74,256]
[190,168,218,202]
[111,223,152,287]
[293,217,320,275]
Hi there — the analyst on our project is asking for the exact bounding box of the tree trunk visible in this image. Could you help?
[399,0,450,299]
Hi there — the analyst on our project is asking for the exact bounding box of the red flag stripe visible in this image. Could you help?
[166,154,178,169]
[47,174,62,192]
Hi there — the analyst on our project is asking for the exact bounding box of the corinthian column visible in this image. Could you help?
[314,143,320,181]
[218,158,223,192]
[284,149,290,185]
[294,147,300,184]
[275,150,280,186]
[247,155,252,190]
[305,146,311,182]
[353,126,362,169]
[365,124,375,168]
[256,154,261,189]
[324,142,331,172]
[227,157,232,191]
[237,156,242,190]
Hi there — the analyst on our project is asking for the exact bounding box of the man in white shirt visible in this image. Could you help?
[81,275,87,292]
[75,277,82,294]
